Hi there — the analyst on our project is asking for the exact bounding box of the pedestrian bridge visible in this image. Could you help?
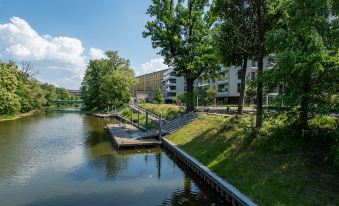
[51,99,83,104]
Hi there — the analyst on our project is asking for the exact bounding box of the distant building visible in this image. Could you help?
[162,68,186,103]
[132,69,169,102]
[131,59,278,105]
[195,59,278,105]
[67,89,81,97]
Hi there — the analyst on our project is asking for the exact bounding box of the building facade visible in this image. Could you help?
[132,60,278,105]
[132,69,169,102]
[162,68,186,103]
[196,59,278,105]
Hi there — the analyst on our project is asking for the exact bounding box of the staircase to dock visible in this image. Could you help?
[162,113,200,134]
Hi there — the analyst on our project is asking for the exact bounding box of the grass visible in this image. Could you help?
[167,114,339,206]
[137,103,184,120]
[121,107,158,129]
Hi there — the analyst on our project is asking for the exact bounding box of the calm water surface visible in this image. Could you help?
[0,111,227,206]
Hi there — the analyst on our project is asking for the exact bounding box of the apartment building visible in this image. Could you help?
[162,68,186,103]
[196,59,278,105]
[132,69,169,102]
[132,60,278,105]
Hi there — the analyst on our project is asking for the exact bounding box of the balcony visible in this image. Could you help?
[163,75,176,81]
[165,86,176,92]
[164,80,176,85]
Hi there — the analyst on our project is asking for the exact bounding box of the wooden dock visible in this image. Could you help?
[94,113,117,118]
[107,124,161,150]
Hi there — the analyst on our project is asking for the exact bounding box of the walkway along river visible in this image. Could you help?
[0,110,228,206]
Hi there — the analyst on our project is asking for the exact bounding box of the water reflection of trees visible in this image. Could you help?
[82,115,127,179]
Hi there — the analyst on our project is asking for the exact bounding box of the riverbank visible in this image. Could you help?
[137,103,184,120]
[0,110,37,122]
[166,114,339,206]
[0,105,81,122]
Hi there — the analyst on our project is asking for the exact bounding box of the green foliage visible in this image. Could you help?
[167,114,339,205]
[0,60,75,117]
[81,50,137,111]
[154,87,164,104]
[205,85,217,106]
[138,103,184,120]
[265,0,338,128]
[121,107,158,129]
[332,143,339,170]
[211,0,258,65]
[143,0,220,111]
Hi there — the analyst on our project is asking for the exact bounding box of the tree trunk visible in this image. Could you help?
[237,56,248,114]
[186,78,195,112]
[300,96,309,130]
[256,0,264,129]
[299,82,310,131]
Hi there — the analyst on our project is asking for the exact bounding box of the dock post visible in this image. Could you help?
[138,110,140,128]
[158,113,162,140]
[131,107,134,125]
[145,110,149,131]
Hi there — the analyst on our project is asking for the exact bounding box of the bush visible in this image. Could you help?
[332,143,339,170]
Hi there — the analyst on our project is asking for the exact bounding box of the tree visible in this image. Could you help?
[0,61,21,115]
[265,0,338,131]
[0,59,73,116]
[255,0,266,128]
[205,85,217,106]
[143,0,220,112]
[154,87,165,104]
[81,50,137,111]
[211,0,258,114]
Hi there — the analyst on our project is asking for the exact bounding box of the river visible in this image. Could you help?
[0,111,227,206]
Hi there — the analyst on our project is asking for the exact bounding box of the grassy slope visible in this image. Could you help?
[167,114,339,206]
[137,103,184,120]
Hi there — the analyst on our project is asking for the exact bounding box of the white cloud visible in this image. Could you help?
[0,16,100,89]
[141,58,168,75]
[89,48,107,60]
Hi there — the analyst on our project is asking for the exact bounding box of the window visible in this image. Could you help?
[168,92,176,97]
[169,79,176,83]
[218,71,227,81]
[251,60,257,67]
[218,84,228,93]
[169,86,176,90]
[184,86,187,91]
[237,70,242,80]
[237,83,241,93]
[170,72,176,76]
[251,72,256,80]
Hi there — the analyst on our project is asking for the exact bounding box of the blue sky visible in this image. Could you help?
[0,0,168,89]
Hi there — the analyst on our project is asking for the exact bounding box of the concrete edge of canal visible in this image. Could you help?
[161,138,257,206]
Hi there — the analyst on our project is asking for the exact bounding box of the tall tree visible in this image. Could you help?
[81,51,137,111]
[255,0,265,128]
[211,0,258,114]
[265,0,338,131]
[143,0,220,112]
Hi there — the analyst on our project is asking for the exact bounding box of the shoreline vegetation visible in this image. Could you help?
[0,105,82,122]
[0,60,80,121]
[0,110,36,122]
[166,113,339,206]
